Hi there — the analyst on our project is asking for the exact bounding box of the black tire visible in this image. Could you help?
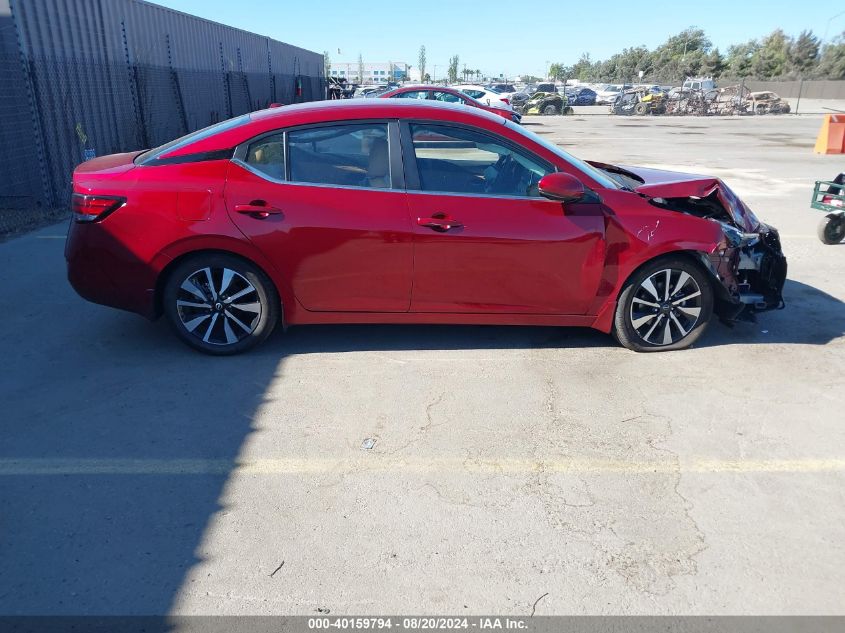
[163,253,280,355]
[818,214,845,245]
[634,102,649,115]
[613,256,714,352]
[542,105,558,115]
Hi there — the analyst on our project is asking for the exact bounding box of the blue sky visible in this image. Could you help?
[151,0,845,76]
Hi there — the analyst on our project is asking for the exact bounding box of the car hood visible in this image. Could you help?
[619,164,761,232]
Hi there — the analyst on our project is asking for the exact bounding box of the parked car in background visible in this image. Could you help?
[379,85,521,123]
[510,83,558,109]
[489,83,517,94]
[563,87,598,106]
[595,84,624,105]
[66,99,786,355]
[748,91,791,114]
[452,84,513,110]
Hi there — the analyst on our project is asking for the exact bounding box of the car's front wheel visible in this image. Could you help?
[163,253,280,355]
[613,257,714,352]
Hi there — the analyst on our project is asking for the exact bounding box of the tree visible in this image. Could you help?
[548,63,565,81]
[357,53,364,84]
[423,73,431,82]
[726,41,758,78]
[752,29,791,78]
[789,30,820,76]
[570,53,594,81]
[418,45,427,85]
[817,31,845,79]
[448,55,459,83]
[700,48,725,77]
[323,50,331,78]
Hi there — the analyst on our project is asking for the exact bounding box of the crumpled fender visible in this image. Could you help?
[587,189,728,333]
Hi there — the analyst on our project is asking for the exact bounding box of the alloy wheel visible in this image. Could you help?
[175,267,262,346]
[629,268,703,346]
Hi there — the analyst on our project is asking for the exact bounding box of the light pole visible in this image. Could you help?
[822,10,845,43]
[682,25,699,62]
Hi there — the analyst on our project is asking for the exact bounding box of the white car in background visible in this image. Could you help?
[595,84,623,105]
[452,84,514,111]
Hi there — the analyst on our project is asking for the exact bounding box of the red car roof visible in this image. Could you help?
[161,99,508,158]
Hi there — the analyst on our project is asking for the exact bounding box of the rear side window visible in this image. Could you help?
[288,123,390,189]
[462,89,485,99]
[432,91,465,104]
[245,133,285,180]
[136,114,251,165]
[394,90,428,100]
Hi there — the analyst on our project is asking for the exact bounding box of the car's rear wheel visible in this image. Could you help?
[613,257,714,352]
[543,105,558,115]
[163,253,280,355]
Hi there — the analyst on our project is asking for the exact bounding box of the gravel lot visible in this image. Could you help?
[1,114,843,616]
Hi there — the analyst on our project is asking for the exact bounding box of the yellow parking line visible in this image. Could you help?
[0,457,843,476]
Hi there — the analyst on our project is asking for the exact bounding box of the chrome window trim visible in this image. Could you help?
[404,189,547,202]
[230,159,404,193]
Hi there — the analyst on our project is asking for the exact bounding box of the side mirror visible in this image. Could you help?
[538,172,585,203]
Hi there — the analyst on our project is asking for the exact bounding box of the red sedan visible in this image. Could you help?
[66,100,786,354]
[379,85,521,124]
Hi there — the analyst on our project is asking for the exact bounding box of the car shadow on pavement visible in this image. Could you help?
[2,232,840,619]
[700,278,845,347]
[0,297,285,617]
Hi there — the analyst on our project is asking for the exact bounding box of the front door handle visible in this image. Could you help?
[234,201,283,219]
[417,214,463,232]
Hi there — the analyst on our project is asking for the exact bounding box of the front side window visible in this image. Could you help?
[409,123,551,197]
[245,133,285,180]
[288,123,390,189]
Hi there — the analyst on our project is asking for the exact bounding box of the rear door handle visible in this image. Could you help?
[234,202,283,219]
[417,214,463,232]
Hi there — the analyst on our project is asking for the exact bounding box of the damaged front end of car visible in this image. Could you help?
[698,223,787,323]
[594,163,788,324]
[642,179,787,323]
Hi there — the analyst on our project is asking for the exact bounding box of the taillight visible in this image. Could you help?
[501,98,510,105]
[72,194,126,223]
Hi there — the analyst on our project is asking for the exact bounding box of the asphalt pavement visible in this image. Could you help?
[1,114,843,616]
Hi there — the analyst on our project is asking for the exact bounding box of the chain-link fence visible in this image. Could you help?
[0,0,325,225]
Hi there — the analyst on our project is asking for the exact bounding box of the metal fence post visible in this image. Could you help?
[220,42,232,119]
[166,34,189,135]
[795,78,803,115]
[121,19,148,149]
[10,0,53,207]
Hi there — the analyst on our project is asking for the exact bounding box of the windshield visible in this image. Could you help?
[504,120,620,190]
[135,114,251,164]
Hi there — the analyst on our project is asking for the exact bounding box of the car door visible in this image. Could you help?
[402,121,605,314]
[225,121,414,312]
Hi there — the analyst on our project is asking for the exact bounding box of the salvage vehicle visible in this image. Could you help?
[748,91,791,114]
[66,99,786,354]
[379,84,521,123]
[812,174,845,244]
[610,88,666,115]
[510,83,558,109]
[520,92,573,115]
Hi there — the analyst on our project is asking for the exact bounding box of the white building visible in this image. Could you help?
[329,61,409,84]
